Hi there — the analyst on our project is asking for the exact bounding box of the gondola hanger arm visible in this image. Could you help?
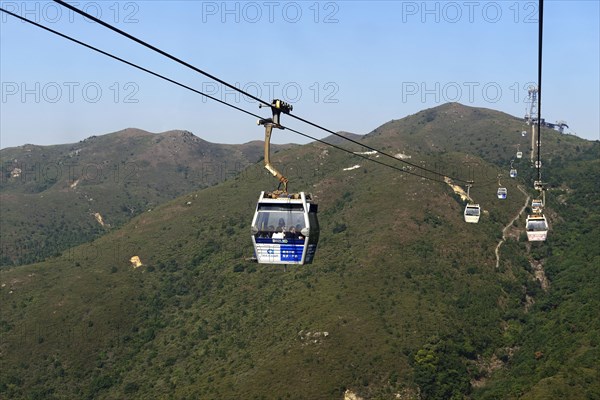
[258,99,293,194]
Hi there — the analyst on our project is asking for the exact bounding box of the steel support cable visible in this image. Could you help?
[285,112,468,183]
[281,125,448,183]
[51,0,469,183]
[52,0,271,107]
[0,8,260,121]
[0,7,450,185]
[536,0,544,184]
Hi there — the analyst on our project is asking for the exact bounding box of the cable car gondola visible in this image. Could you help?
[528,172,548,242]
[497,187,507,199]
[251,191,319,264]
[464,204,481,223]
[531,198,543,209]
[496,174,507,199]
[463,181,480,223]
[526,213,548,241]
[509,160,517,178]
[251,100,319,265]
[510,168,517,178]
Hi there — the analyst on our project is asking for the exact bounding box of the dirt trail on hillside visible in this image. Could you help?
[495,185,530,268]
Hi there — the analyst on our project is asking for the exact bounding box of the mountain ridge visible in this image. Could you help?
[0,128,294,266]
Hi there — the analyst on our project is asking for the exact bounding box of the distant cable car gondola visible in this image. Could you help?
[497,187,507,199]
[509,160,517,178]
[526,213,548,241]
[464,204,481,223]
[251,100,319,265]
[496,174,507,199]
[463,181,481,223]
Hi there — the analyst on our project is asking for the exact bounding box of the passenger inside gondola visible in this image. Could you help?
[285,226,297,239]
[277,218,285,230]
[258,225,275,238]
[253,206,309,240]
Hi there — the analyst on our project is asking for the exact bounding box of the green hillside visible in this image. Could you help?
[475,144,600,399]
[0,128,293,267]
[0,104,597,399]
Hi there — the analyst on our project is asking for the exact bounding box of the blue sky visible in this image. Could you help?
[1,1,598,148]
